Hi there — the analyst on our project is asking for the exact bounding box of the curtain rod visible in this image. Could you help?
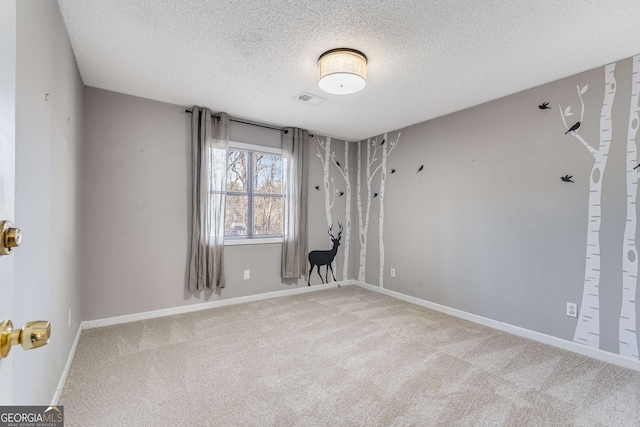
[185,109,288,134]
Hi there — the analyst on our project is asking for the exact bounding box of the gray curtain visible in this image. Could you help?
[281,128,309,278]
[188,107,229,290]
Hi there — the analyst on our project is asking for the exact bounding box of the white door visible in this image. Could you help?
[0,0,17,404]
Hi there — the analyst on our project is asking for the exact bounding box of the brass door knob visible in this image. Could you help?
[0,220,22,255]
[0,320,51,358]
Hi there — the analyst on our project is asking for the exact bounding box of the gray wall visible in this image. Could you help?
[81,87,348,321]
[14,1,84,404]
[356,56,638,358]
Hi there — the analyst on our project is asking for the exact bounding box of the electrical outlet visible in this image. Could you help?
[566,302,578,318]
[390,268,396,277]
[243,270,250,280]
[68,309,71,327]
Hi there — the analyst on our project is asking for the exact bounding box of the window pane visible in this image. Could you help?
[254,154,282,194]
[225,194,248,236]
[227,150,247,192]
[253,195,283,236]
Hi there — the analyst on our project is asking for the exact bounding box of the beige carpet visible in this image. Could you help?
[60,286,640,426]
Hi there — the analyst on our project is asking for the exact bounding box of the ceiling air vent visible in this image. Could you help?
[294,92,326,105]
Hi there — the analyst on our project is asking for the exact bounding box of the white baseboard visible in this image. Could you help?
[54,278,639,405]
[51,322,83,405]
[57,279,638,404]
[82,281,353,330]
[353,281,640,372]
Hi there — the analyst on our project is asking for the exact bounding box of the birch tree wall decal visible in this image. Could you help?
[620,54,640,360]
[559,63,617,349]
[356,133,400,285]
[316,137,340,280]
[376,132,400,287]
[329,141,352,281]
[356,139,371,282]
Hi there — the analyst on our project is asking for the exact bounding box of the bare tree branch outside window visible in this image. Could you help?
[224,148,283,239]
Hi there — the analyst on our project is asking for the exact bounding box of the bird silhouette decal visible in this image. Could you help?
[336,161,341,168]
[561,175,575,183]
[338,191,344,197]
[417,165,424,173]
[538,102,551,110]
[565,121,581,134]
[380,139,385,147]
[391,169,396,174]
[314,185,320,191]
[373,192,379,198]
[634,163,640,170]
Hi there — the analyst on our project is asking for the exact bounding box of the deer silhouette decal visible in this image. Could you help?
[308,223,342,286]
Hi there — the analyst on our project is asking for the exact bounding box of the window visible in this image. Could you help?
[225,142,283,242]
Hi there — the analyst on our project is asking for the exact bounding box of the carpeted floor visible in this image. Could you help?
[60,285,640,426]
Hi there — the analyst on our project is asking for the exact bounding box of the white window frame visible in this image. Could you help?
[224,141,284,246]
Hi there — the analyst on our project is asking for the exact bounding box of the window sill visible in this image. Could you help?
[224,237,283,246]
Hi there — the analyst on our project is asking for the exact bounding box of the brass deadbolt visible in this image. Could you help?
[0,320,51,358]
[0,220,21,255]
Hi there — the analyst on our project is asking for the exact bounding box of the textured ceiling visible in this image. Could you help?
[58,0,640,141]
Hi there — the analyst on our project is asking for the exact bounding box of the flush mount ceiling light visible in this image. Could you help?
[318,48,367,95]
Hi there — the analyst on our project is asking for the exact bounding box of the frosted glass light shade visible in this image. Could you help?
[318,49,367,95]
